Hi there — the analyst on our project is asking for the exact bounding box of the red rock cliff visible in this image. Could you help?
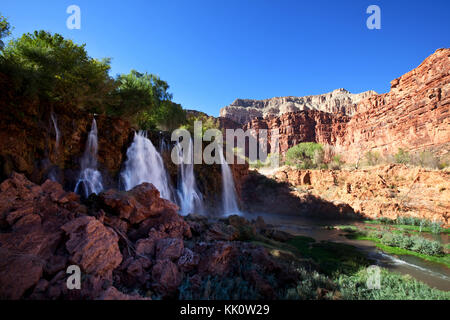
[336,48,450,162]
[232,49,449,161]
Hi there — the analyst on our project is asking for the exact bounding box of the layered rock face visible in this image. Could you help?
[242,110,350,155]
[0,92,133,189]
[271,164,450,227]
[220,49,449,162]
[220,89,376,124]
[335,48,450,162]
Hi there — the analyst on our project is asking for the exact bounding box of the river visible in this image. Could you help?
[243,212,450,291]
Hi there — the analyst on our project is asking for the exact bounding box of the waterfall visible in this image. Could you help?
[121,131,174,201]
[218,148,240,216]
[50,112,60,149]
[160,135,169,153]
[74,119,104,197]
[48,112,61,181]
[175,139,204,215]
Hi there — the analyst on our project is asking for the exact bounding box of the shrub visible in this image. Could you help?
[329,155,344,170]
[285,142,333,169]
[413,151,440,169]
[0,26,186,131]
[394,148,411,164]
[286,142,323,168]
[337,268,450,300]
[365,151,381,166]
[380,232,444,256]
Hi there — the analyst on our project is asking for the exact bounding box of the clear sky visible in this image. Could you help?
[2,0,449,116]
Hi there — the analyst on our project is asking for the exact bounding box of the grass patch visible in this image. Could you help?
[337,268,450,300]
[375,243,450,267]
[287,236,372,276]
[364,218,449,234]
[344,230,450,267]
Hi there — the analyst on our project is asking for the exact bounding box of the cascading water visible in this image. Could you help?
[175,139,204,215]
[160,135,169,153]
[74,119,104,198]
[48,112,61,181]
[218,148,240,216]
[50,112,60,149]
[121,131,174,200]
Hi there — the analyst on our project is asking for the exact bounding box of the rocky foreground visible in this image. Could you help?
[0,172,312,300]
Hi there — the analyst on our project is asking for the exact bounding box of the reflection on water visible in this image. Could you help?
[242,212,450,292]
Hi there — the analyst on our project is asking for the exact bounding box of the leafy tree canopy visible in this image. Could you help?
[1,30,114,113]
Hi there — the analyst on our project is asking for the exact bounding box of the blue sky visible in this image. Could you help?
[2,0,449,116]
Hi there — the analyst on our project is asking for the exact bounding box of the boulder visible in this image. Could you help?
[61,216,122,278]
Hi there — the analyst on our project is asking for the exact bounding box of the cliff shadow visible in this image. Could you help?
[241,170,362,222]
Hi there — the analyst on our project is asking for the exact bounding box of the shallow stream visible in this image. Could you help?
[243,212,450,291]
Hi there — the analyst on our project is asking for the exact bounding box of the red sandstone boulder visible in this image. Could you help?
[61,216,122,279]
[151,259,182,296]
[0,173,86,299]
[198,242,238,276]
[155,238,184,261]
[99,183,179,225]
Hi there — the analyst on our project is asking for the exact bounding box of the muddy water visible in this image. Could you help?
[243,212,450,292]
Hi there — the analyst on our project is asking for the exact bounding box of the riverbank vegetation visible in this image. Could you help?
[251,233,449,299]
[364,217,447,234]
[337,224,450,267]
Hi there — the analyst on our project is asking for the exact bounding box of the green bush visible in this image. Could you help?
[337,268,450,300]
[365,151,381,166]
[414,151,440,169]
[394,148,411,164]
[380,232,444,256]
[111,70,186,130]
[329,155,343,170]
[0,25,187,131]
[285,142,323,169]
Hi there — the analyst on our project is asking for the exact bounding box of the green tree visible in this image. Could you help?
[113,70,186,130]
[1,30,114,113]
[394,148,410,164]
[0,14,12,50]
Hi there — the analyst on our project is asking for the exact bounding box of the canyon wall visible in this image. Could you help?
[220,89,376,124]
[335,48,450,162]
[272,164,449,226]
[221,48,450,162]
[242,111,350,156]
